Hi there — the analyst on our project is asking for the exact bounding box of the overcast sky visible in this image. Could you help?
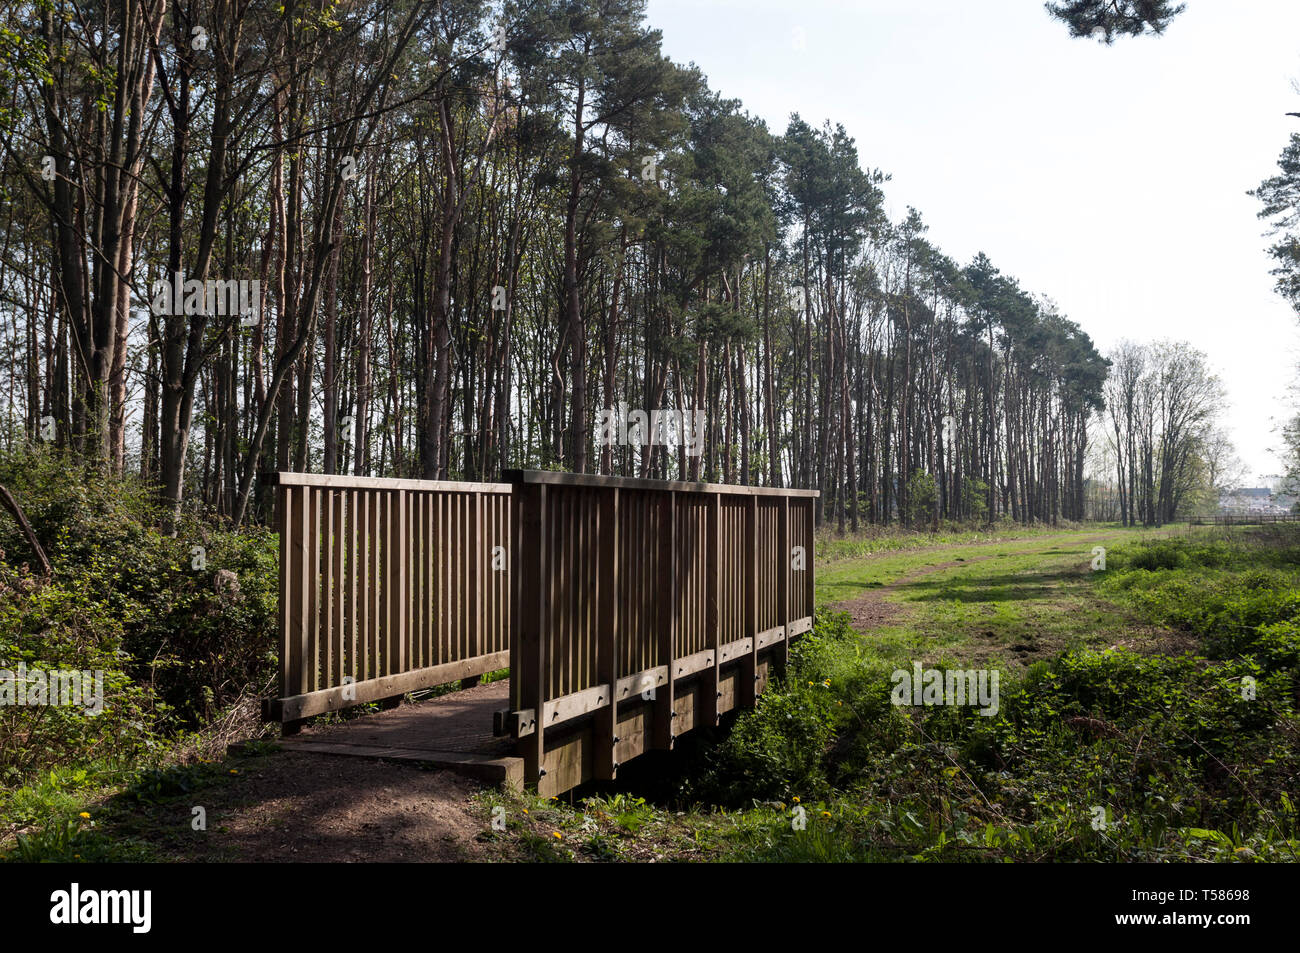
[646,0,1300,482]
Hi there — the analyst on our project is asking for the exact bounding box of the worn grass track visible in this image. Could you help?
[825,525,1188,675]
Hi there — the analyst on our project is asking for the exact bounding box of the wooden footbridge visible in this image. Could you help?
[263,470,817,796]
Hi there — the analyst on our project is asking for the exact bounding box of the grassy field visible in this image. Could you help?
[812,520,1110,566]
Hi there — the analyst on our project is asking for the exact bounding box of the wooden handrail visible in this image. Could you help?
[265,471,512,494]
[502,468,821,497]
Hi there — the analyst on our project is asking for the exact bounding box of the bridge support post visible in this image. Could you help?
[512,481,548,791]
[702,494,721,730]
[595,488,620,779]
[776,496,791,677]
[652,491,677,750]
[741,496,758,707]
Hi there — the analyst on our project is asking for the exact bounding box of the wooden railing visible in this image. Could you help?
[263,472,512,727]
[502,470,818,796]
[1188,514,1299,526]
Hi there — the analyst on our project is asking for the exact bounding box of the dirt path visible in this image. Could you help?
[110,749,498,863]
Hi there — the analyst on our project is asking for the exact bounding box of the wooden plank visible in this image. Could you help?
[595,487,619,779]
[740,495,758,707]
[516,483,547,786]
[702,494,721,729]
[559,489,571,699]
[718,664,739,714]
[672,679,701,734]
[653,490,676,750]
[278,486,297,715]
[510,681,614,739]
[755,625,786,649]
[519,657,782,797]
[616,665,668,700]
[538,720,592,797]
[439,491,450,666]
[673,648,716,680]
[374,491,387,676]
[381,491,394,677]
[508,489,523,714]
[303,486,319,695]
[347,489,358,692]
[265,650,511,722]
[472,492,483,663]
[502,469,820,498]
[787,616,813,637]
[423,492,432,669]
[357,489,369,684]
[777,496,791,671]
[366,490,378,683]
[324,490,336,689]
[397,490,409,674]
[545,682,610,726]
[269,471,511,494]
[613,698,652,766]
[275,739,524,789]
[717,637,753,664]
[803,498,815,629]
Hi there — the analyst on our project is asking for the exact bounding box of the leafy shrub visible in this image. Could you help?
[0,582,159,786]
[694,603,1299,861]
[1125,541,1188,571]
[0,448,278,787]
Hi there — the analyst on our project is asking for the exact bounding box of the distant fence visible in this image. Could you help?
[263,473,512,726]
[503,470,817,796]
[1187,514,1300,526]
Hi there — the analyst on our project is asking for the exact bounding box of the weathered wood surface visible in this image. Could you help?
[504,470,817,796]
[265,473,511,727]
[276,679,523,788]
[265,469,817,798]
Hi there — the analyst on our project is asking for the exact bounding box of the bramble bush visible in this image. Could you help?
[0,448,278,787]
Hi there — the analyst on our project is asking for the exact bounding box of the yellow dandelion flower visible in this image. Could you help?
[792,796,800,803]
[552,831,562,840]
[522,808,529,815]
[229,769,239,775]
[78,812,90,819]
[822,811,831,818]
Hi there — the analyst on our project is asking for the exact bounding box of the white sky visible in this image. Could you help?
[647,0,1300,481]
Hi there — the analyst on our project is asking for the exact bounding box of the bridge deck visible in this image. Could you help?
[277,680,523,789]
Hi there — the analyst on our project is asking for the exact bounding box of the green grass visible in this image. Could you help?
[813,525,1153,607]
[0,742,285,862]
[889,542,1183,673]
[813,520,1116,566]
